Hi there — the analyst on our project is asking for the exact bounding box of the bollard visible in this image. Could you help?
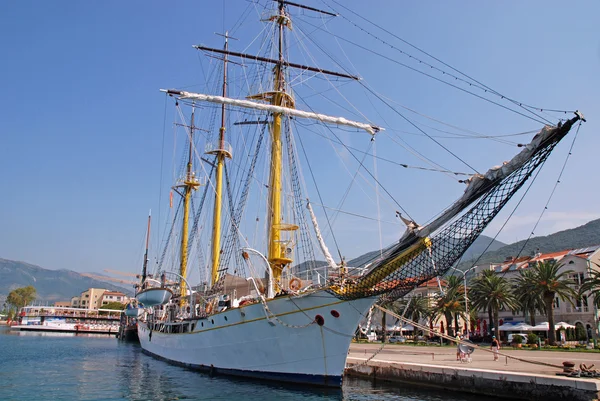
[505,356,508,365]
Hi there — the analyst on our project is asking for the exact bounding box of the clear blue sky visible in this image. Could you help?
[1,1,598,275]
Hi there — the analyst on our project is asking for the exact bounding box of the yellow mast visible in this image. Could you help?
[177,107,200,302]
[209,34,232,286]
[266,2,295,291]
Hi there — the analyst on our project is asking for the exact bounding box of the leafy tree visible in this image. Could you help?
[512,269,545,325]
[99,301,126,311]
[524,261,576,345]
[512,334,524,344]
[469,271,518,341]
[6,286,37,310]
[575,322,587,341]
[527,332,539,345]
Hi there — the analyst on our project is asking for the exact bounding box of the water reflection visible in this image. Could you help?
[0,326,481,401]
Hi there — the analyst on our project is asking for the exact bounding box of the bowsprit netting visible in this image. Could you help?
[330,113,583,302]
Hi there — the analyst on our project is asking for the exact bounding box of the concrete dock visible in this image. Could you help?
[347,343,600,400]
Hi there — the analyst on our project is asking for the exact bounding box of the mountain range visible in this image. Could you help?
[2,218,600,304]
[455,218,600,271]
[0,258,131,306]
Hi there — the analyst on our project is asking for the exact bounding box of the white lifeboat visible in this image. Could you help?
[136,287,173,307]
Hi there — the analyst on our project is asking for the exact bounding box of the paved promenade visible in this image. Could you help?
[349,343,600,376]
[347,343,600,400]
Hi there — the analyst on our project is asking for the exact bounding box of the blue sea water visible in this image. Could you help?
[0,326,485,400]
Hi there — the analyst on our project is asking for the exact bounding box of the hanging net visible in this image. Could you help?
[330,114,582,302]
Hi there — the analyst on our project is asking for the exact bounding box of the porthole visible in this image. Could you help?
[315,315,325,326]
[330,310,340,318]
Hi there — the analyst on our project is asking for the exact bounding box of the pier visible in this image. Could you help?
[347,343,600,401]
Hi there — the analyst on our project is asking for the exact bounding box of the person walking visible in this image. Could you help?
[491,336,500,361]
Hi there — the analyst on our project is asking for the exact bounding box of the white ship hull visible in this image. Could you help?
[138,289,374,386]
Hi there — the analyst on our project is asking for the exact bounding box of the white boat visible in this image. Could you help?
[11,306,121,335]
[135,287,173,307]
[137,1,583,387]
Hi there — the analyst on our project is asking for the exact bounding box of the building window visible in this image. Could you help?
[576,296,589,313]
[553,298,560,309]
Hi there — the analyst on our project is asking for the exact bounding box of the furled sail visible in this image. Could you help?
[331,113,584,301]
[161,90,382,135]
[307,200,338,271]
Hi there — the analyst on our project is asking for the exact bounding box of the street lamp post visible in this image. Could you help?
[449,265,478,337]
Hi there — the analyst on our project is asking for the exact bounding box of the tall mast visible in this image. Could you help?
[141,211,151,285]
[209,34,232,287]
[266,1,295,290]
[170,1,362,293]
[177,107,200,302]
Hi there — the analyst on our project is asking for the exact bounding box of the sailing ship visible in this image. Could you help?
[136,0,584,386]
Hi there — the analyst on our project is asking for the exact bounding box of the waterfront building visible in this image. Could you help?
[71,288,129,310]
[473,245,600,341]
[98,291,128,307]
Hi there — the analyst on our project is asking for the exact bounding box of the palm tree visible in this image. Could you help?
[525,261,576,345]
[433,278,464,337]
[391,295,431,324]
[446,275,465,335]
[390,295,431,336]
[512,269,545,325]
[469,270,518,341]
[471,269,495,335]
[580,262,600,309]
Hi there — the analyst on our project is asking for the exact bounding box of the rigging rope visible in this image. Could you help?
[325,0,569,124]
[330,116,581,302]
[293,19,481,175]
[500,120,584,272]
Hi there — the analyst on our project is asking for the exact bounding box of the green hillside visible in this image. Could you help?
[294,234,506,275]
[0,258,131,305]
[457,218,600,270]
